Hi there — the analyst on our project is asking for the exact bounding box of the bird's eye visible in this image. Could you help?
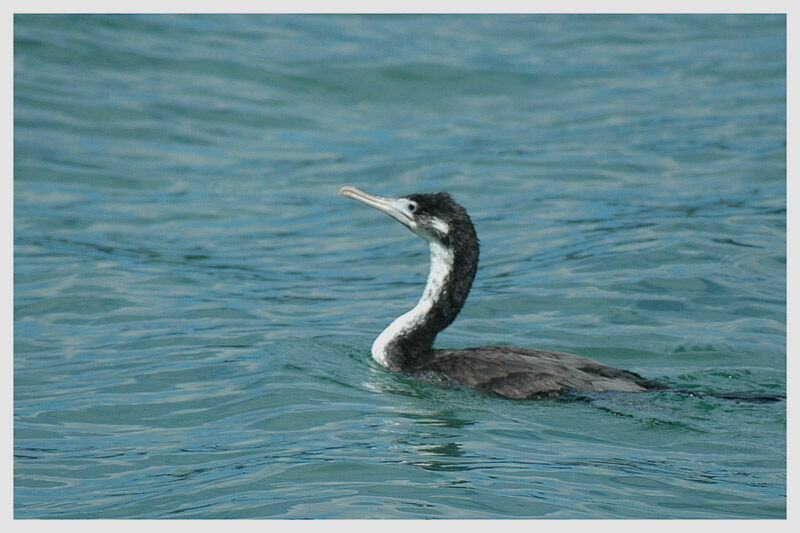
[408,202,417,213]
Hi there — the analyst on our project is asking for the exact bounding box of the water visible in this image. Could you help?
[14,14,785,518]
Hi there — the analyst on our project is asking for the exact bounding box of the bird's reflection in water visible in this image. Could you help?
[363,366,478,472]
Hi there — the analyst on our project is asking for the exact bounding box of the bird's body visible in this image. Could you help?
[339,185,666,400]
[420,347,664,399]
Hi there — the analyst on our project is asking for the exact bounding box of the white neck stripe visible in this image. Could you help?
[371,241,454,367]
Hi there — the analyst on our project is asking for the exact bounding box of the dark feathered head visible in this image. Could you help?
[339,186,477,249]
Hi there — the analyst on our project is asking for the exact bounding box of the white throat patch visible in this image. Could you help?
[371,240,455,367]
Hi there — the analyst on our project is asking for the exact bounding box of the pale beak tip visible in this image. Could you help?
[339,185,362,199]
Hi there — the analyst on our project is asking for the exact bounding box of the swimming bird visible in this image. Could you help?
[339,186,786,404]
[338,185,667,400]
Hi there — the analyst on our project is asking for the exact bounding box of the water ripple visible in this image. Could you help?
[15,14,785,518]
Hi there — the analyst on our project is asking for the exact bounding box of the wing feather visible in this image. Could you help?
[420,346,661,399]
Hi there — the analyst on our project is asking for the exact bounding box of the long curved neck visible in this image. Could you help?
[372,231,479,372]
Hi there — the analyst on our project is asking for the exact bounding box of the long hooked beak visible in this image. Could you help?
[338,185,414,228]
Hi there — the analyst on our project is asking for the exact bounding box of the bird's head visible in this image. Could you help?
[338,185,475,247]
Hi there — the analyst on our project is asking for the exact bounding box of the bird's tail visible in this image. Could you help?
[667,388,785,404]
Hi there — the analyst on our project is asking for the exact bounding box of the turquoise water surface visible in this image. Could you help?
[14,15,785,518]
